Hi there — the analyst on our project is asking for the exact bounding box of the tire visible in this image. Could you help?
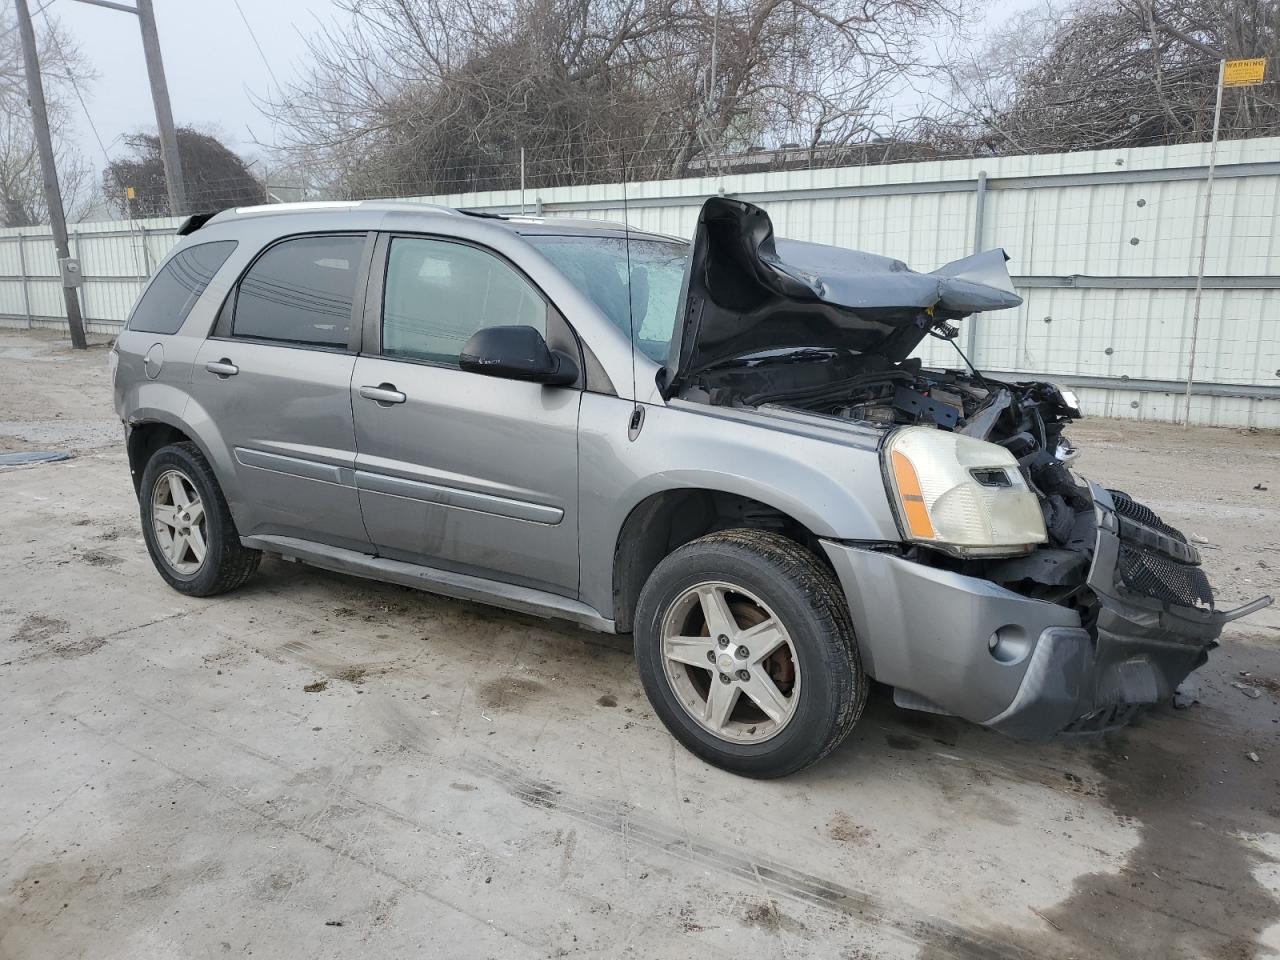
[633,529,866,779]
[138,441,261,597]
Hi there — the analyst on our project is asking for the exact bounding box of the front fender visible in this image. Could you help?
[577,393,900,618]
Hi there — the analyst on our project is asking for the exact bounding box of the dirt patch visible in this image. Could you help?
[3,858,120,934]
[254,866,306,902]
[826,811,871,844]
[8,614,69,645]
[596,694,618,707]
[303,680,328,693]
[80,550,122,567]
[676,904,705,933]
[49,636,106,660]
[3,615,99,662]
[332,667,367,685]
[476,675,545,712]
[742,898,806,936]
[449,782,478,792]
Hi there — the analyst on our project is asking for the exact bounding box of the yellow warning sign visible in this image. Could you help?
[126,185,136,200]
[1223,58,1266,87]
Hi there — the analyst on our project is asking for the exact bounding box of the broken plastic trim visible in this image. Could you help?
[1215,595,1274,623]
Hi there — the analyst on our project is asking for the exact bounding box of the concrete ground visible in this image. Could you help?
[1,327,1279,960]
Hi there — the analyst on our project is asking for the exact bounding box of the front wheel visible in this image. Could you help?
[633,529,866,778]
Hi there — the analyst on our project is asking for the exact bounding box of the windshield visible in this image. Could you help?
[528,235,688,363]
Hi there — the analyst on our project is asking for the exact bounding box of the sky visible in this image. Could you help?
[45,0,334,183]
[42,0,1033,198]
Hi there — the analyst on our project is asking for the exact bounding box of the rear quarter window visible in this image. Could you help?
[127,240,237,335]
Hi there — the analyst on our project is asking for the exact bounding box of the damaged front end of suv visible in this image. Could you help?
[662,197,1272,739]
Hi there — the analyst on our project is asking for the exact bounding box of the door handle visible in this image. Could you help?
[206,358,238,378]
[359,383,406,405]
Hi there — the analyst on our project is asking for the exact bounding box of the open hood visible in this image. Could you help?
[660,197,1022,397]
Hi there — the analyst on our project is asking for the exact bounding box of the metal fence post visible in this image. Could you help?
[1184,60,1226,428]
[17,234,33,328]
[138,224,153,275]
[966,170,988,361]
[70,228,85,330]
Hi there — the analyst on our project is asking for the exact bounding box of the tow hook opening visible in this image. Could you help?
[988,625,1030,664]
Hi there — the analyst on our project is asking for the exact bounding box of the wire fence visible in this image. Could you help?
[1,135,1278,428]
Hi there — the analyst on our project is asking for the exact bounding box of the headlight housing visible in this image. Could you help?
[884,427,1047,557]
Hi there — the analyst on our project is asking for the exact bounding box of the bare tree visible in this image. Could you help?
[0,1,92,226]
[266,0,967,196]
[948,0,1280,155]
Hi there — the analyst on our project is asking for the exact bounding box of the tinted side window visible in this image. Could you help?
[382,237,546,365]
[232,234,364,347]
[128,240,236,334]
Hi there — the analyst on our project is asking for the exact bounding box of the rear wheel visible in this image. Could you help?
[139,441,260,596]
[634,529,866,778]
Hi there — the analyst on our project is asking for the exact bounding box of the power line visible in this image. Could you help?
[231,0,282,93]
[0,0,54,41]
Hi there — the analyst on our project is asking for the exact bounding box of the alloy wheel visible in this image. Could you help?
[150,469,207,575]
[660,580,801,743]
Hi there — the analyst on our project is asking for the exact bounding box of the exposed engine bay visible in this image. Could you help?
[681,349,1101,601]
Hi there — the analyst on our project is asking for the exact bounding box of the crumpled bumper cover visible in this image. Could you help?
[822,484,1271,741]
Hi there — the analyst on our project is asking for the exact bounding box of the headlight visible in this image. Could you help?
[884,427,1047,557]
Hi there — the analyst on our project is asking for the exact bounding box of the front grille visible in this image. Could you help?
[1108,490,1214,610]
[1118,544,1214,609]
[1108,489,1186,544]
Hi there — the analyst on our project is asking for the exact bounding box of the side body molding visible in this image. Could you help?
[352,470,565,525]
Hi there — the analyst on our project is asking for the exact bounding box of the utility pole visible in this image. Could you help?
[136,0,185,215]
[70,0,186,216]
[15,0,88,349]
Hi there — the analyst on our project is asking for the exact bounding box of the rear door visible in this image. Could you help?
[350,233,581,597]
[188,232,374,552]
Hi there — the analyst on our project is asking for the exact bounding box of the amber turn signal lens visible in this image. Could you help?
[891,449,936,540]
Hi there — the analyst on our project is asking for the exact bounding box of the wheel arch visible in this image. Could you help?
[610,487,836,634]
[124,409,224,499]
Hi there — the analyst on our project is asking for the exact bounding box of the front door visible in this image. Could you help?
[188,232,373,552]
[350,234,581,597]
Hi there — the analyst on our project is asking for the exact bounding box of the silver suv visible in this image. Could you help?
[111,197,1269,778]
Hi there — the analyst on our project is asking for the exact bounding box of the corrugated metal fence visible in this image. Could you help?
[2,138,1278,427]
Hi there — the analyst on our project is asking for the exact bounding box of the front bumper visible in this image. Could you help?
[822,483,1271,740]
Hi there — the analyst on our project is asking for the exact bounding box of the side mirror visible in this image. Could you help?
[458,325,579,387]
